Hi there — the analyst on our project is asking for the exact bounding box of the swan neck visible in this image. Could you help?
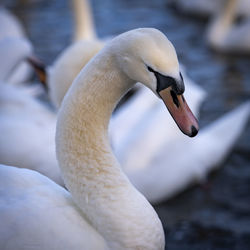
[71,0,97,41]
[207,0,237,47]
[56,50,164,249]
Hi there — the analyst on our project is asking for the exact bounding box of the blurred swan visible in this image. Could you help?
[120,100,250,202]
[0,34,62,185]
[71,0,97,41]
[207,0,250,54]
[173,0,250,19]
[0,84,63,186]
[0,7,33,84]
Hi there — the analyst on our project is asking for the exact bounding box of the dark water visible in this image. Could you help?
[4,0,250,249]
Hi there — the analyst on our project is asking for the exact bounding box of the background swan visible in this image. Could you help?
[123,101,250,202]
[206,0,250,54]
[0,7,33,84]
[0,83,64,186]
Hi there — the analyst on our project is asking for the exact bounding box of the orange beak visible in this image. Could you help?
[159,87,199,137]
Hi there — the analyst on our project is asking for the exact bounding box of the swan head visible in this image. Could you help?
[111,28,199,137]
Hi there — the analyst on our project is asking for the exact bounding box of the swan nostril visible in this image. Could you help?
[190,125,198,137]
[170,90,180,108]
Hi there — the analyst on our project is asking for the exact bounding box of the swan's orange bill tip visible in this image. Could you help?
[159,87,199,137]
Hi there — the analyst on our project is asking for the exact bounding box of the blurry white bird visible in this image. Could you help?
[173,0,250,19]
[0,32,62,185]
[0,83,63,186]
[123,101,250,203]
[207,0,250,54]
[0,7,33,84]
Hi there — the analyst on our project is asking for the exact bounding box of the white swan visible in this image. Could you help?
[122,101,250,202]
[173,0,250,19]
[0,83,64,186]
[1,28,200,250]
[206,0,250,54]
[46,39,104,108]
[0,7,33,84]
[71,0,97,41]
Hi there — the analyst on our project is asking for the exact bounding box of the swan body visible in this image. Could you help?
[124,101,250,202]
[207,0,250,54]
[0,84,64,186]
[71,0,97,41]
[0,7,32,84]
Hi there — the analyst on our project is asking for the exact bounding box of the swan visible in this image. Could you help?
[0,83,64,186]
[71,0,97,41]
[0,28,200,250]
[120,100,250,202]
[206,0,250,54]
[0,7,33,84]
[172,0,250,19]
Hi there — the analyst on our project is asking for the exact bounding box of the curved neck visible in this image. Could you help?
[207,0,238,47]
[56,48,164,249]
[71,0,97,41]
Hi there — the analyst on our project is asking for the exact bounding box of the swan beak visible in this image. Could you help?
[159,87,199,137]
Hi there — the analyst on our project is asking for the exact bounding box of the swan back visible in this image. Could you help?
[48,39,103,108]
[0,84,63,185]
